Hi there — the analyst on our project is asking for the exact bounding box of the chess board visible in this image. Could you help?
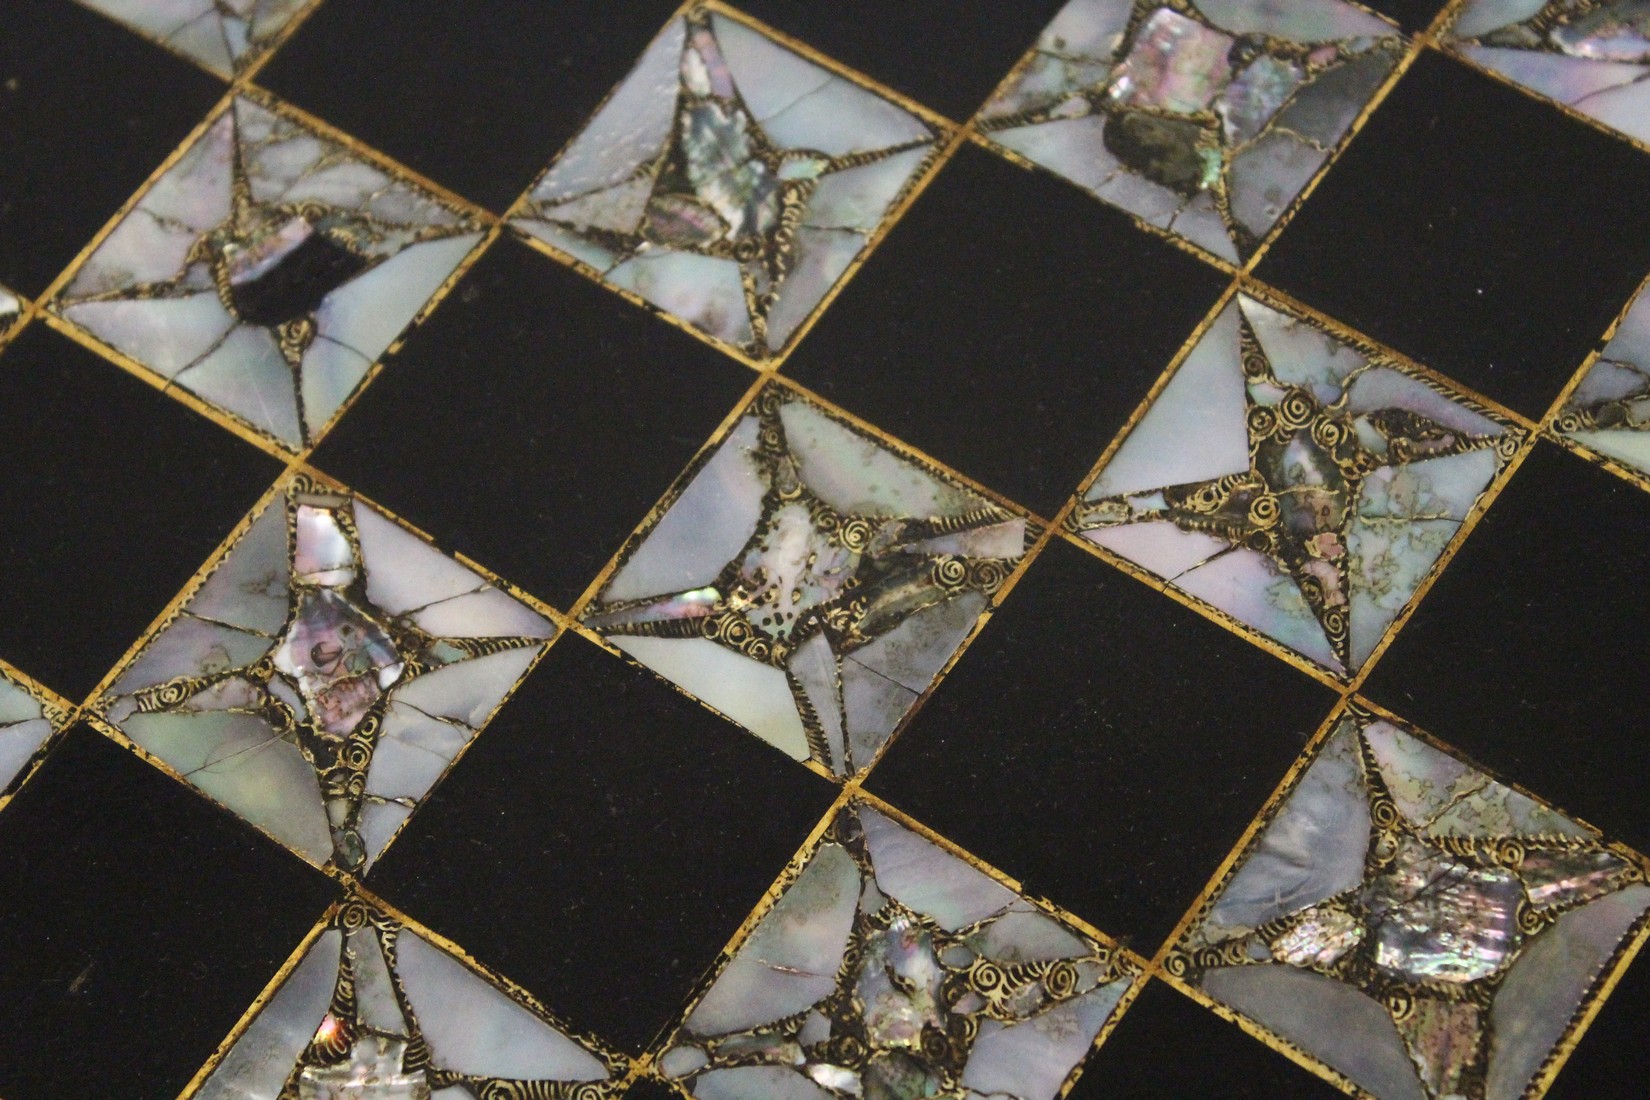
[1,1,1648,1098]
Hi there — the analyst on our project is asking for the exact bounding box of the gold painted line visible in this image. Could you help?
[1340,434,1539,693]
[83,712,336,872]
[1056,527,1350,690]
[846,513,1061,779]
[1153,969,1377,1098]
[1065,281,1245,506]
[495,0,702,226]
[1239,24,1430,277]
[771,374,1053,525]
[75,473,292,711]
[507,228,772,373]
[963,131,1246,277]
[1236,276,1544,433]
[173,901,342,1100]
[1343,274,1634,694]
[560,370,773,621]
[296,222,504,451]
[642,785,853,1060]
[1543,430,1650,498]
[38,310,300,463]
[1144,700,1354,971]
[230,0,329,88]
[346,885,636,1079]
[701,0,959,132]
[1529,912,1650,1100]
[1351,694,1650,864]
[36,90,241,305]
[764,121,967,370]
[561,625,839,785]
[238,85,500,226]
[1433,42,1650,162]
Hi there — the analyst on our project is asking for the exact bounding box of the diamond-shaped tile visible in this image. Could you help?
[977,0,1405,261]
[1556,277,1650,480]
[1443,1,1650,148]
[50,93,486,451]
[658,800,1142,1100]
[582,383,1035,776]
[1170,704,1650,1100]
[511,5,947,361]
[97,475,554,874]
[80,0,309,79]
[0,666,64,797]
[1070,292,1520,677]
[191,898,627,1100]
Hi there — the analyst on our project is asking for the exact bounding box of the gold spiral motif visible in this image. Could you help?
[342,737,374,770]
[1246,404,1279,439]
[709,614,752,649]
[919,1025,952,1062]
[1493,837,1526,869]
[1277,390,1316,431]
[967,559,1010,592]
[832,1033,866,1065]
[1043,959,1079,999]
[1370,796,1399,829]
[1554,412,1584,434]
[140,679,193,715]
[969,958,1007,996]
[1162,951,1191,978]
[338,901,371,932]
[932,556,969,589]
[1240,341,1271,380]
[838,518,872,552]
[1516,900,1548,936]
[1495,432,1523,462]
[1320,606,1348,644]
[1246,494,1280,528]
[1385,987,1415,1020]
[1311,415,1348,449]
[744,637,772,663]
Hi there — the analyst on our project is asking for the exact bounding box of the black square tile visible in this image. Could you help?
[730,0,1066,122]
[1067,980,1346,1099]
[1258,48,1650,420]
[865,537,1339,948]
[0,0,224,295]
[783,142,1229,516]
[369,633,837,1053]
[1545,941,1650,1099]
[309,236,754,609]
[0,324,283,700]
[0,724,333,1100]
[257,0,682,212]
[1361,440,1650,853]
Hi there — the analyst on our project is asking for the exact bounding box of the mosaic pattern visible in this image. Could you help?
[99,479,553,872]
[1556,278,1650,477]
[79,0,307,78]
[583,386,1033,774]
[512,6,943,359]
[1170,707,1650,1100]
[978,0,1403,260]
[660,803,1140,1100]
[192,899,623,1100]
[52,95,485,449]
[1069,294,1519,676]
[1446,1,1650,146]
[0,672,61,796]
